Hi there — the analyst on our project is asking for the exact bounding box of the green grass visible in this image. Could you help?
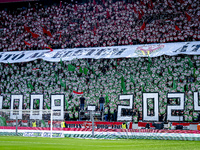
[0,136,200,150]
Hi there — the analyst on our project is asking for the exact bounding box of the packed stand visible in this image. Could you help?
[0,55,200,122]
[0,0,200,52]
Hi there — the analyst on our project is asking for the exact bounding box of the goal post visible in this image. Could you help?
[88,105,96,138]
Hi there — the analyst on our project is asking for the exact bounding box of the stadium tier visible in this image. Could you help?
[0,53,200,122]
[0,0,200,51]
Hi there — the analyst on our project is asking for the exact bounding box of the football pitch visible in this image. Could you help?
[0,136,200,150]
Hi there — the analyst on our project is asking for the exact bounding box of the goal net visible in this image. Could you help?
[0,109,65,138]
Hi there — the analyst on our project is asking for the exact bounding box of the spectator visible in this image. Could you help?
[79,95,85,110]
[105,104,111,121]
[99,94,105,111]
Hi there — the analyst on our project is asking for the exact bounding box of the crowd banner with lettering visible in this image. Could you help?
[0,41,200,63]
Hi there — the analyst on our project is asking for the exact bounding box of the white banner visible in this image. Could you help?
[0,41,200,63]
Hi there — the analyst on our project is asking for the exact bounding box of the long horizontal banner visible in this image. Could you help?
[0,41,200,63]
[0,127,200,140]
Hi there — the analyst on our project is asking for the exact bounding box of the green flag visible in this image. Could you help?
[36,99,39,105]
[68,64,76,71]
[92,67,95,74]
[46,103,50,109]
[41,120,46,127]
[28,82,34,90]
[60,79,65,87]
[54,73,58,82]
[79,66,83,73]
[121,76,127,94]
[73,106,75,112]
[142,84,145,92]
[130,75,135,84]
[187,57,193,68]
[65,97,69,109]
[86,61,90,69]
[173,78,177,90]
[168,67,172,75]
[147,63,152,74]
[84,68,88,75]
[186,84,188,91]
[60,58,63,67]
[148,56,152,65]
[7,62,12,68]
[105,93,109,104]
[193,68,196,77]
[114,60,118,67]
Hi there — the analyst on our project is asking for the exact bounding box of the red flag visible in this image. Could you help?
[140,1,145,5]
[148,3,151,9]
[24,26,31,33]
[93,0,96,5]
[74,4,77,11]
[185,12,191,21]
[167,1,172,8]
[188,4,192,9]
[150,0,154,9]
[30,31,39,38]
[45,46,53,51]
[95,6,98,13]
[140,22,145,30]
[42,27,48,34]
[97,21,99,27]
[141,9,144,16]
[177,0,184,3]
[106,10,110,19]
[47,31,53,37]
[133,6,137,13]
[32,68,39,71]
[60,1,62,8]
[43,25,53,37]
[93,26,96,35]
[24,40,31,46]
[148,0,153,9]
[138,11,142,20]
[124,5,127,10]
[73,91,83,95]
[175,25,180,31]
[59,32,62,41]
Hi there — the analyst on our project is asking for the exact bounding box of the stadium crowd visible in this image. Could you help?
[0,0,200,51]
[0,55,200,122]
